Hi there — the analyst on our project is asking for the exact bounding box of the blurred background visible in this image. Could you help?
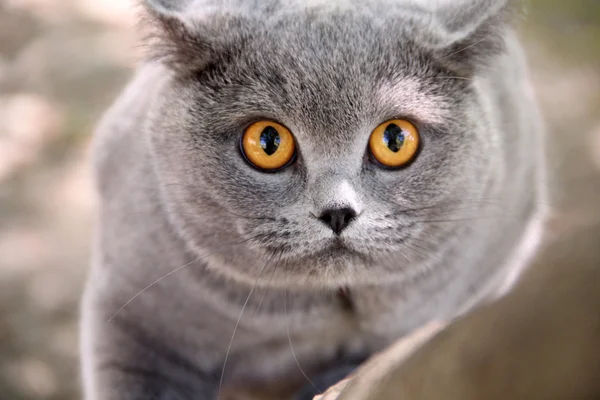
[0,0,598,399]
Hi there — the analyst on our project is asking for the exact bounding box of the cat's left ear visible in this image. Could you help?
[142,0,231,73]
[419,0,525,75]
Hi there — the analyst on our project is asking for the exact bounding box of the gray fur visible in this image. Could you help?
[81,0,547,398]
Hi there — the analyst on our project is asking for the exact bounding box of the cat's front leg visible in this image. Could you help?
[292,362,362,400]
[82,308,220,400]
[87,365,218,400]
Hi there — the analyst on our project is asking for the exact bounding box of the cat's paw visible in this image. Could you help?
[313,378,351,400]
[313,322,444,400]
[292,363,360,400]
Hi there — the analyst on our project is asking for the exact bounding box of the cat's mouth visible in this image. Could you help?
[328,237,348,250]
[256,235,369,268]
[310,237,364,259]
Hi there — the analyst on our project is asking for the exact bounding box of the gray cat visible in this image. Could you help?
[81,0,548,399]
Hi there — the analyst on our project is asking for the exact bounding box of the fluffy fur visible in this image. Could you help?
[81,0,547,399]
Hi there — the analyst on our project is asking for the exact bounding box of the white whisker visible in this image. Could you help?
[285,290,321,395]
[254,251,283,317]
[217,253,275,400]
[108,256,202,322]
[436,31,496,61]
[108,235,261,322]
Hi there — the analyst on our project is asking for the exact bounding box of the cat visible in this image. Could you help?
[80,0,548,399]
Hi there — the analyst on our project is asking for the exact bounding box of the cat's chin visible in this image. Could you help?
[256,238,388,288]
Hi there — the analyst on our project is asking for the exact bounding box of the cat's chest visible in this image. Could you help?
[306,285,431,344]
[241,284,415,340]
[230,282,443,352]
[224,284,433,386]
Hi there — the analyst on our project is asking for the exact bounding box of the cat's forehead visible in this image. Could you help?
[180,0,396,14]
[151,0,514,54]
[161,0,487,140]
[221,14,457,130]
[177,0,482,15]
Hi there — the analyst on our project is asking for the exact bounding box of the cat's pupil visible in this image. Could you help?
[260,127,281,156]
[383,124,405,152]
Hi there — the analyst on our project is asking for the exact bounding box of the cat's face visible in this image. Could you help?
[147,0,515,287]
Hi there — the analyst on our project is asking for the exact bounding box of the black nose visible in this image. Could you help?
[318,207,357,235]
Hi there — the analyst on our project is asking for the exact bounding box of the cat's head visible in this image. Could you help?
[143,0,523,287]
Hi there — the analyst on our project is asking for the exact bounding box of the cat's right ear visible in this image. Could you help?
[413,0,525,76]
[142,0,224,73]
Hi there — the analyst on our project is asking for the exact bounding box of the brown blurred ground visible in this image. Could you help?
[0,1,599,399]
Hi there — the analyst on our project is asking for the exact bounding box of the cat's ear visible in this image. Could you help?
[419,0,525,75]
[142,0,227,73]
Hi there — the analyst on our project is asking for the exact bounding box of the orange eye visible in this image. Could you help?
[369,119,420,168]
[241,121,296,171]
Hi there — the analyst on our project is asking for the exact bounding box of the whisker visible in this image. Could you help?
[412,215,505,224]
[407,208,507,219]
[108,256,203,322]
[159,209,277,223]
[397,198,507,214]
[435,31,497,62]
[431,76,475,82]
[284,290,321,395]
[108,234,261,322]
[379,245,414,268]
[396,197,553,221]
[224,210,277,222]
[394,237,447,271]
[399,242,430,261]
[217,252,276,400]
[254,250,283,317]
